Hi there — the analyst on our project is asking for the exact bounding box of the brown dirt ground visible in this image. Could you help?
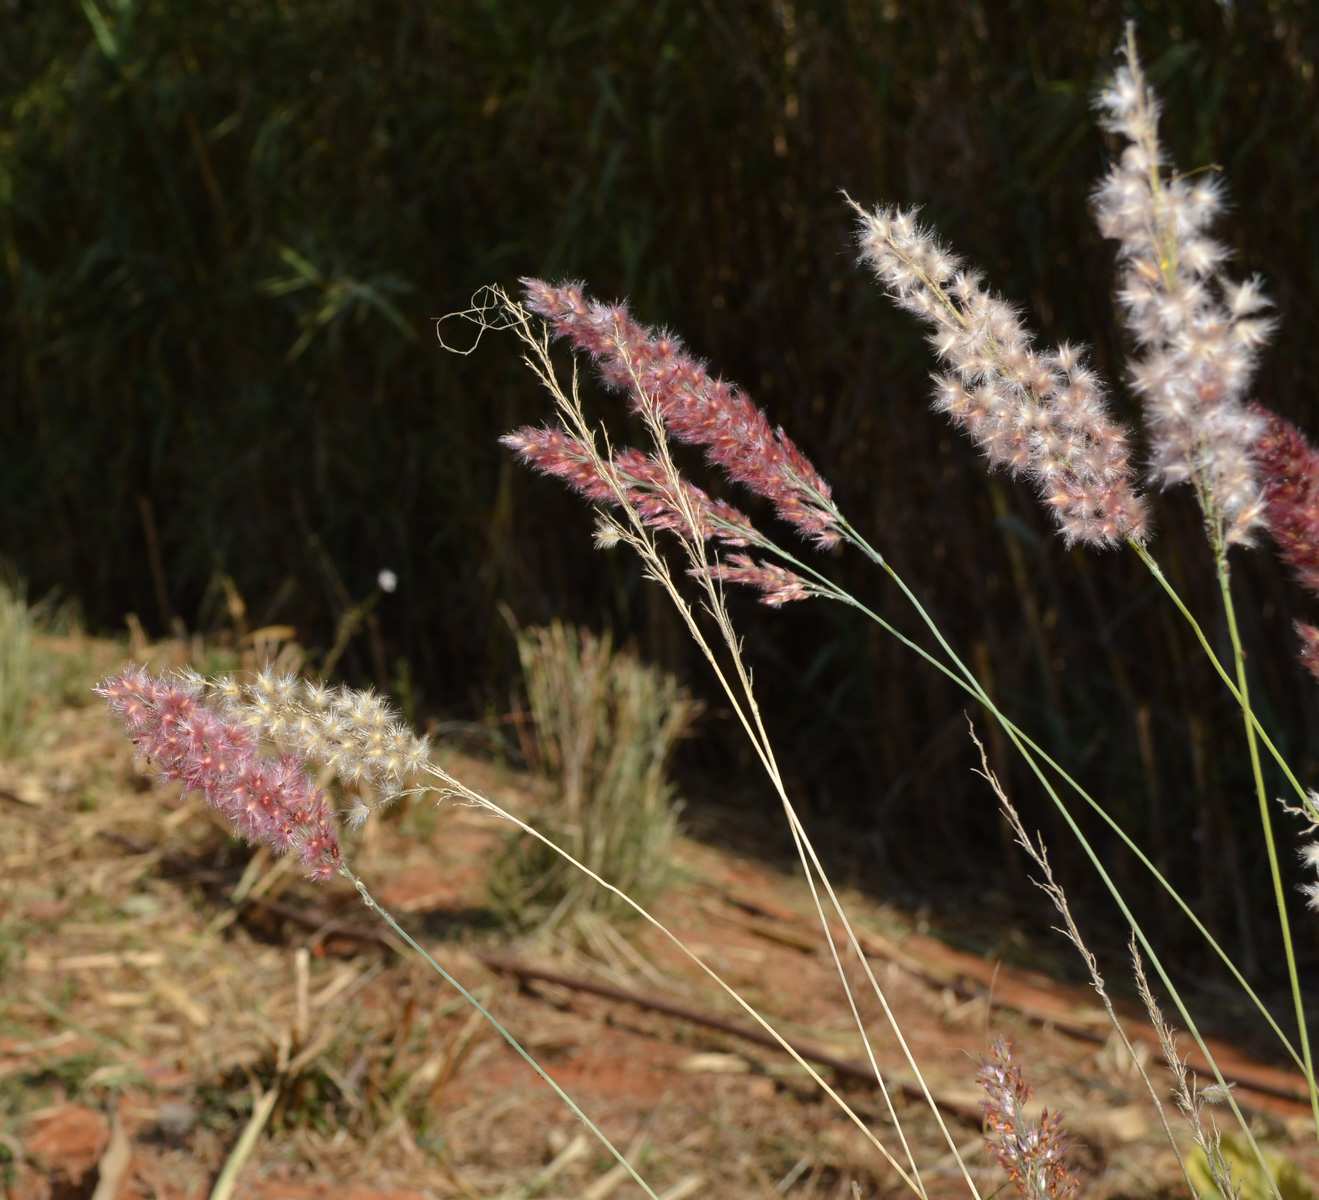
[2,634,1317,1200]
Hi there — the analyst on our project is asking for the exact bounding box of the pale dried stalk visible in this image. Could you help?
[968,724,1195,1195]
[1130,941,1244,1200]
[484,285,1001,1199]
[450,287,935,1193]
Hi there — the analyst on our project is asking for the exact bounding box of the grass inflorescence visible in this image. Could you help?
[64,19,1319,1200]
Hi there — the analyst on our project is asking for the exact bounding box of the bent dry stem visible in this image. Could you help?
[492,288,969,1197]
[490,280,1295,1193]
[342,865,661,1200]
[425,763,927,1196]
[763,517,1309,1082]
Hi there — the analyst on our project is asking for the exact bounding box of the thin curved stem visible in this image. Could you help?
[1132,540,1310,810]
[425,770,926,1195]
[342,866,660,1200]
[814,518,1283,1185]
[764,536,1308,1073]
[1213,549,1319,1141]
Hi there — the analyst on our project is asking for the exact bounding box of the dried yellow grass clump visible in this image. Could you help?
[490,622,699,930]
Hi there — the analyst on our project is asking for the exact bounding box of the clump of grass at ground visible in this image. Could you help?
[0,576,38,757]
[489,621,699,932]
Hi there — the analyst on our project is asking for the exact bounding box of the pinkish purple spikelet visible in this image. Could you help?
[977,1038,1078,1200]
[96,667,342,882]
[501,425,759,547]
[1249,404,1319,681]
[1251,404,1319,596]
[694,554,812,606]
[1296,623,1319,684]
[519,279,842,549]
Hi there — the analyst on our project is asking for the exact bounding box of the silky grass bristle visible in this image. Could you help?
[1092,34,1273,546]
[853,201,1147,549]
[96,666,342,882]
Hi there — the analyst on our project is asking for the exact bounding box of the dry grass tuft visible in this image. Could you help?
[0,576,38,758]
[489,622,699,933]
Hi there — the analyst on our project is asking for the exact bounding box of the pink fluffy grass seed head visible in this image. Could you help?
[853,203,1147,549]
[501,425,761,548]
[1247,404,1319,683]
[520,278,842,549]
[1251,404,1319,597]
[96,667,342,882]
[694,554,812,606]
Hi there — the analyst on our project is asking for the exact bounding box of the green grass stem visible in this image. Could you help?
[1132,541,1312,813]
[1213,546,1319,1142]
[342,866,660,1200]
[764,514,1288,1193]
[764,533,1308,1075]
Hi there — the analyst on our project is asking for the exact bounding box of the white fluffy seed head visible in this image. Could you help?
[1092,35,1271,545]
[853,195,1148,547]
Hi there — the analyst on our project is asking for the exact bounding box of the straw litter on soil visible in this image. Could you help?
[2,633,1316,1199]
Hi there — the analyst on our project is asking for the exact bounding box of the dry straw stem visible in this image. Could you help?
[968,724,1195,1196]
[844,38,1312,1133]
[1130,940,1247,1200]
[475,274,1299,1194]
[139,652,911,1186]
[408,751,928,1192]
[94,660,660,1197]
[220,618,937,1189]
[208,1086,279,1200]
[339,863,663,1200]
[844,29,1317,1157]
[472,285,987,1200]
[753,502,1283,1177]
[839,28,1316,1117]
[694,497,1309,1093]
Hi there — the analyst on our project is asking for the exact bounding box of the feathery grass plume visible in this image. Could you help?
[96,667,342,881]
[97,664,662,1196]
[697,554,812,606]
[977,1038,1079,1200]
[500,294,815,607]
[200,669,431,826]
[852,202,1146,548]
[488,290,967,1190]
[1093,31,1273,547]
[502,427,760,548]
[518,278,843,548]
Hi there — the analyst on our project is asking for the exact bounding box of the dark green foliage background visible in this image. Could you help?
[4,0,1319,975]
